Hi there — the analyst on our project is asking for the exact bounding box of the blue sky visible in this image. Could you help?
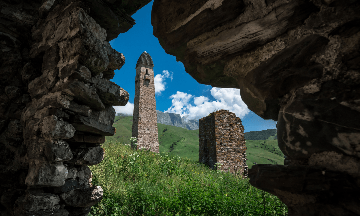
[110,0,277,133]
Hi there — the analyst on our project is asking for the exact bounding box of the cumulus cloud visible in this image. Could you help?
[154,70,173,95]
[113,102,134,116]
[164,87,250,122]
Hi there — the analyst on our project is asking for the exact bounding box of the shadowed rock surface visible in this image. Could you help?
[152,0,360,215]
[2,0,360,215]
[0,0,148,215]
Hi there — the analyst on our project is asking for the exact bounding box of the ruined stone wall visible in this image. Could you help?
[199,110,248,179]
[0,0,131,215]
[132,52,159,153]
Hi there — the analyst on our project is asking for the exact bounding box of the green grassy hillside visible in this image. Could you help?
[244,129,277,140]
[107,116,285,170]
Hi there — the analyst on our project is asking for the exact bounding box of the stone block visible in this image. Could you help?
[14,192,61,213]
[64,165,77,180]
[83,0,151,41]
[21,92,75,124]
[48,107,71,120]
[60,186,103,208]
[248,164,360,215]
[91,76,129,106]
[41,115,75,140]
[83,134,105,144]
[67,65,92,83]
[102,69,116,80]
[52,179,81,194]
[103,41,125,70]
[69,132,106,144]
[44,140,73,162]
[71,106,115,136]
[66,100,92,117]
[28,45,60,99]
[71,146,105,166]
[75,165,92,187]
[58,80,105,111]
[25,161,68,187]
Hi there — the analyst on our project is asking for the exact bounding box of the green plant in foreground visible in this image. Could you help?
[130,136,138,150]
[88,140,288,216]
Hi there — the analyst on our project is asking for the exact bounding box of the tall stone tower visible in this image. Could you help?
[132,51,159,153]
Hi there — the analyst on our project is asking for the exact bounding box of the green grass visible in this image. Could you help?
[108,116,285,170]
[88,140,288,216]
[245,140,284,170]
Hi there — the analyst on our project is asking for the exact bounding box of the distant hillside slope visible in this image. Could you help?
[116,112,277,140]
[107,116,284,169]
[244,129,277,140]
[116,111,199,130]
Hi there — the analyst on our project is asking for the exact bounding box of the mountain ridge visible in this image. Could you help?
[116,110,199,130]
[116,112,277,140]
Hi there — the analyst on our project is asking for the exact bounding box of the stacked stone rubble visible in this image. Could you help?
[0,0,132,215]
[132,52,159,153]
[199,110,248,179]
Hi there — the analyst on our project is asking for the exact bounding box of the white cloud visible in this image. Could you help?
[154,70,173,95]
[194,96,209,105]
[164,87,250,121]
[113,102,134,116]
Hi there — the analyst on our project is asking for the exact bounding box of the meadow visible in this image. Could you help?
[88,140,288,215]
[107,116,285,170]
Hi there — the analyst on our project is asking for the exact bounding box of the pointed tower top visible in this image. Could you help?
[136,51,154,69]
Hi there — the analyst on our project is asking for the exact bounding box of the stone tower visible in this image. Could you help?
[132,51,159,153]
[199,110,248,179]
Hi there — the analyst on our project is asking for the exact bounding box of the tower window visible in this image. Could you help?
[146,69,149,75]
[144,79,150,87]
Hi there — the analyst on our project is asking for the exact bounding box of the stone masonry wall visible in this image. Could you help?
[199,109,248,179]
[0,1,129,215]
[132,52,159,153]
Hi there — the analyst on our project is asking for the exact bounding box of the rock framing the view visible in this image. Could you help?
[0,0,146,215]
[199,110,248,179]
[132,51,160,153]
[2,0,360,215]
[152,0,360,215]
